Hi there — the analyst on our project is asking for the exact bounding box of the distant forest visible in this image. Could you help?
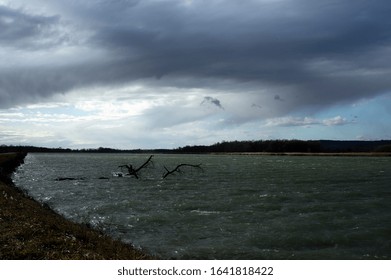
[175,140,391,153]
[1,140,391,154]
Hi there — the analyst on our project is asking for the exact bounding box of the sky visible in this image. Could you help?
[1,0,391,149]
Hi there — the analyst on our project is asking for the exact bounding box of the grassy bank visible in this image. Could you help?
[0,153,155,260]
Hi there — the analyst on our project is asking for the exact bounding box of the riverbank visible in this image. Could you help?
[0,153,154,260]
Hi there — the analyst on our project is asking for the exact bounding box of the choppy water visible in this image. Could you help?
[13,153,391,259]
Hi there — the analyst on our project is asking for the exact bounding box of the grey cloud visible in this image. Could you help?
[141,104,208,130]
[201,96,224,110]
[274,95,283,102]
[266,116,350,127]
[83,0,391,106]
[2,0,391,115]
[0,5,63,49]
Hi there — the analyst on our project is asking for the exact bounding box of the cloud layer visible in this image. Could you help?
[2,1,391,107]
[1,0,391,147]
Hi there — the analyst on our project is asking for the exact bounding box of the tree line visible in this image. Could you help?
[174,140,391,153]
[0,145,170,154]
[1,139,391,154]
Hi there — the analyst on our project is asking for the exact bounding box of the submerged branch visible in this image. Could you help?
[119,155,154,179]
[162,163,203,179]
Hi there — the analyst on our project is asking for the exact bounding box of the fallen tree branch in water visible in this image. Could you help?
[55,177,85,181]
[119,155,154,179]
[162,163,203,179]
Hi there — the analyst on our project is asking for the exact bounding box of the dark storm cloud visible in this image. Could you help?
[274,95,283,102]
[201,96,224,110]
[1,0,391,111]
[0,5,62,48]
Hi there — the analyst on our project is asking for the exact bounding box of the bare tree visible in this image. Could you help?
[162,163,203,179]
[119,155,154,179]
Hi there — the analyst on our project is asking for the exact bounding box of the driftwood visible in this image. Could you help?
[117,155,203,179]
[55,177,85,181]
[162,163,203,179]
[56,177,109,181]
[119,155,154,179]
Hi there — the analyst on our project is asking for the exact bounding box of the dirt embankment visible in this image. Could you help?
[0,153,155,260]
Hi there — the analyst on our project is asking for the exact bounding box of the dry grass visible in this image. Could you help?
[0,153,155,260]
